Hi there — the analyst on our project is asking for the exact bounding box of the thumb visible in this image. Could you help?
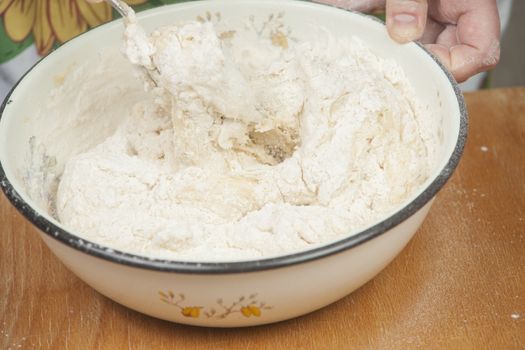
[386,0,428,43]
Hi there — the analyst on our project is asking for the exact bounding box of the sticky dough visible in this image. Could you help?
[55,19,436,261]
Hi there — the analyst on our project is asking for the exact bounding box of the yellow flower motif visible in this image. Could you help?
[0,0,147,55]
[181,306,201,318]
[159,290,272,320]
[240,305,262,317]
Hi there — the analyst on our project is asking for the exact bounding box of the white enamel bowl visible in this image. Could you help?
[0,0,466,327]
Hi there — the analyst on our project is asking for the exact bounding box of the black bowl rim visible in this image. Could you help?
[0,1,467,274]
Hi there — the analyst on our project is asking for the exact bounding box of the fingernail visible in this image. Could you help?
[386,0,428,43]
[389,13,419,41]
[394,13,417,24]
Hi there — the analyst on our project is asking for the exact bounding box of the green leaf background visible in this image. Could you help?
[0,18,33,64]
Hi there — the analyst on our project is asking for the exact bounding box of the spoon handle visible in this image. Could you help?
[106,0,130,17]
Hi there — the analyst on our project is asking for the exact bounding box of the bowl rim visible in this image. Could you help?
[0,0,467,274]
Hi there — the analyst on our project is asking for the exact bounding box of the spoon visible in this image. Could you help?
[106,0,131,17]
[104,0,160,86]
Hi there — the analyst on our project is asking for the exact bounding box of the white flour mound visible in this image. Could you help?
[55,20,437,261]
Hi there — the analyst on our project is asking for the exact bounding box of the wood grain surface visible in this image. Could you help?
[1,88,524,349]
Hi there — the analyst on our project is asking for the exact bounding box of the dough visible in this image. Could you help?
[56,19,436,261]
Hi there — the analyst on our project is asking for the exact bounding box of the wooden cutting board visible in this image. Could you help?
[1,87,524,349]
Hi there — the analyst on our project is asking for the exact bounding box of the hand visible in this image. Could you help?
[314,0,501,83]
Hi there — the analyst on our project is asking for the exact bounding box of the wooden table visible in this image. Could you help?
[1,88,524,349]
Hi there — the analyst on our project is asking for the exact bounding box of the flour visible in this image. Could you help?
[54,18,437,261]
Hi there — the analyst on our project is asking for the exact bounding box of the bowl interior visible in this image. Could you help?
[0,0,464,267]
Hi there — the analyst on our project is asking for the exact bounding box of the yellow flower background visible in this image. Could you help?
[0,0,146,55]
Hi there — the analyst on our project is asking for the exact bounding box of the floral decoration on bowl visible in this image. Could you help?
[159,290,273,319]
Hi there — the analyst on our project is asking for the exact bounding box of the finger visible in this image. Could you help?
[386,0,428,43]
[435,24,459,46]
[426,1,500,82]
[426,41,500,83]
[420,17,445,44]
[313,0,385,12]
